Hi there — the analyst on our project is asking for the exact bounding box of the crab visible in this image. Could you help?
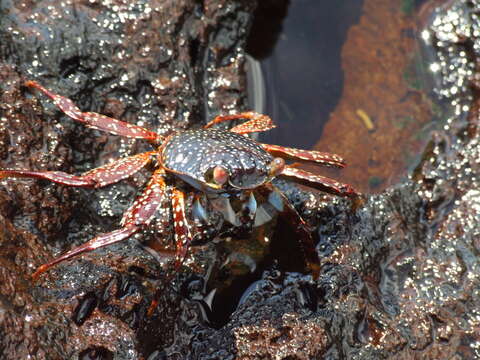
[0,81,357,281]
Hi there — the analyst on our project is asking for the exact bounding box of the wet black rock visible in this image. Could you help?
[0,0,256,359]
[1,0,480,359]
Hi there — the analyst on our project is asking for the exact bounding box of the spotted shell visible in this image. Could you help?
[160,129,274,192]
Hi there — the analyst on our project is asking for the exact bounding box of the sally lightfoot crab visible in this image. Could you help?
[0,81,357,281]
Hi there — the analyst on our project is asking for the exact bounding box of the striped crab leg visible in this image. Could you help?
[205,111,276,134]
[280,165,358,197]
[32,168,168,280]
[0,151,155,188]
[25,81,161,143]
[171,188,193,269]
[147,188,193,316]
[261,143,346,168]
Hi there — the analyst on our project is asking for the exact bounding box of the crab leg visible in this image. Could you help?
[147,188,194,316]
[32,168,168,280]
[259,183,320,280]
[25,81,161,142]
[280,165,358,197]
[171,188,193,268]
[262,144,346,168]
[204,111,276,134]
[0,151,155,188]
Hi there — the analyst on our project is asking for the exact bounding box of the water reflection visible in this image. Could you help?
[248,0,436,193]
[247,0,363,149]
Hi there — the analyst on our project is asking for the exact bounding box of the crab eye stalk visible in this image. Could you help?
[269,157,285,177]
[204,165,229,188]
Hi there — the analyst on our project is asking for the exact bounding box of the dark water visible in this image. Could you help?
[245,0,437,196]
[247,0,429,151]
[247,0,364,149]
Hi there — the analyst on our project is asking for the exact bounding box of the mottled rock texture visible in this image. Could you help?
[1,0,480,359]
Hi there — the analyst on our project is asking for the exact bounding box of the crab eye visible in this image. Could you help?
[269,157,285,176]
[213,166,229,185]
[204,166,229,187]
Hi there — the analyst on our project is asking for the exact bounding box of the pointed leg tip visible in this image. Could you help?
[24,80,53,98]
[0,170,20,180]
[309,263,320,281]
[32,264,49,281]
[25,80,44,92]
[342,185,360,198]
[147,299,159,317]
